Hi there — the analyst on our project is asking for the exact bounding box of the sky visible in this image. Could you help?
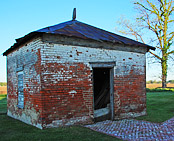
[0,0,173,82]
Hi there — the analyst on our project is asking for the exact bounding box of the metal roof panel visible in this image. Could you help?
[3,20,155,56]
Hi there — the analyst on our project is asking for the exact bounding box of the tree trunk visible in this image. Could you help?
[162,74,167,88]
[161,60,167,88]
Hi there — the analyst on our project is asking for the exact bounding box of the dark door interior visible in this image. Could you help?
[93,68,111,120]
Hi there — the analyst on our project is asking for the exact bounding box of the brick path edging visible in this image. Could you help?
[85,117,174,140]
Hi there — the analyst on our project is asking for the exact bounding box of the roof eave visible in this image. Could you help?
[146,45,156,51]
[3,32,42,56]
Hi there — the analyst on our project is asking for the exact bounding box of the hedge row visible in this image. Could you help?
[146,88,174,92]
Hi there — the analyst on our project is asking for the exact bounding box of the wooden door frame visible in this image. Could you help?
[90,61,115,120]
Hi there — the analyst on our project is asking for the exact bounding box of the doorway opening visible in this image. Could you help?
[93,68,111,121]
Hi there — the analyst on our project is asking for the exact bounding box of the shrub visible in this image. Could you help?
[0,82,7,86]
[146,88,174,92]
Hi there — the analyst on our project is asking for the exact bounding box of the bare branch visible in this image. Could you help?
[149,50,162,60]
[167,32,174,43]
[116,0,174,87]
[134,2,152,12]
[167,50,174,55]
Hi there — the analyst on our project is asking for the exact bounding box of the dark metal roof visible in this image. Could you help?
[3,20,155,56]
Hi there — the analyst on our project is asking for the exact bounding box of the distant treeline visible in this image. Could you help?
[147,80,174,84]
[0,82,7,86]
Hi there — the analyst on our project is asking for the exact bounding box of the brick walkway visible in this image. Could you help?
[85,117,174,140]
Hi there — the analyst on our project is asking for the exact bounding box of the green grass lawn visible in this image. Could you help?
[0,94,7,114]
[0,94,118,141]
[0,114,118,141]
[136,91,174,122]
[0,91,173,141]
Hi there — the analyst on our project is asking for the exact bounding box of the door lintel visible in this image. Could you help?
[89,61,116,68]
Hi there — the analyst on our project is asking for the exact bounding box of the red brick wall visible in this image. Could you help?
[114,73,146,119]
[40,43,147,127]
[6,37,147,128]
[40,63,93,127]
[7,38,43,129]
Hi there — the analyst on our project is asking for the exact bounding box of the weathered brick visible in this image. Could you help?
[6,35,147,129]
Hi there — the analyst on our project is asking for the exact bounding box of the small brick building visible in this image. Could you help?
[3,19,155,129]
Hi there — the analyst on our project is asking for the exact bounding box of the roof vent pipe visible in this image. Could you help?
[72,8,76,21]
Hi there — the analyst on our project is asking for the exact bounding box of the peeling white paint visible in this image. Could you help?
[68,90,77,98]
[115,109,146,120]
[45,116,91,128]
[7,108,42,129]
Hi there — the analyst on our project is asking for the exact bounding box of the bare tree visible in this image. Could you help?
[117,0,174,88]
